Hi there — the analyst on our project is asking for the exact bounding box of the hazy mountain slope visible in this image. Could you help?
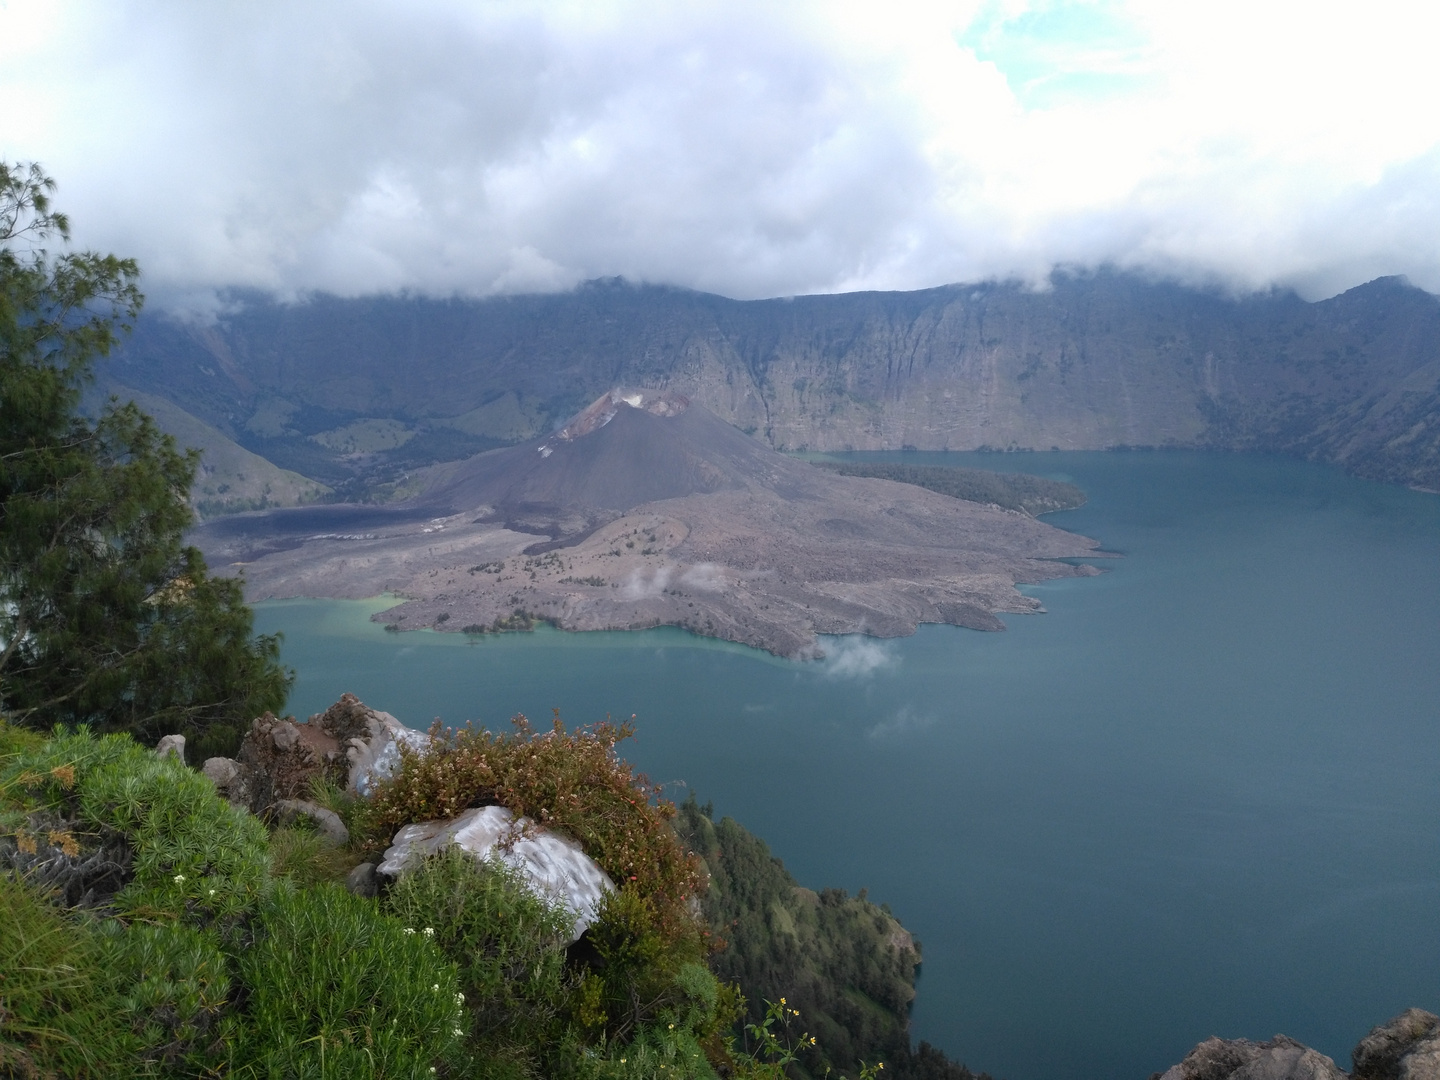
[111,272,1440,492]
[96,383,331,517]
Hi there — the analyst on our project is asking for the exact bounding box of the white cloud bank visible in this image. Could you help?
[4,0,1440,309]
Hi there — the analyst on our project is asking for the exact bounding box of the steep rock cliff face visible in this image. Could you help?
[113,272,1440,492]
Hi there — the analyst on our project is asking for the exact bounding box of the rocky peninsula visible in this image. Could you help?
[193,390,1105,656]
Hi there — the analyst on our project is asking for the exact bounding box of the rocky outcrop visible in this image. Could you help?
[204,692,429,813]
[1156,1036,1346,1080]
[1155,1011,1440,1080]
[377,804,614,940]
[1352,1009,1440,1080]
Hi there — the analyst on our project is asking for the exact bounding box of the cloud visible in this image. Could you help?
[678,563,725,592]
[618,565,672,601]
[618,561,725,601]
[4,0,1440,308]
[819,635,898,679]
[866,704,934,740]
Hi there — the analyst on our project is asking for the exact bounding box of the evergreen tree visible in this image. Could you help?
[0,162,290,757]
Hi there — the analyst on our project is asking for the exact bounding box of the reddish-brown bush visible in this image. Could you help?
[362,712,706,938]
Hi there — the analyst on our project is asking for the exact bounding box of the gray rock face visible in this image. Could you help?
[1158,1036,1346,1080]
[377,805,613,940]
[345,862,379,898]
[201,756,239,787]
[270,721,301,751]
[1353,1009,1440,1080]
[154,734,186,764]
[1158,1011,1440,1080]
[201,756,253,808]
[272,799,349,847]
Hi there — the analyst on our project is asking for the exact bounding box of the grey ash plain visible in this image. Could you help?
[193,391,1104,658]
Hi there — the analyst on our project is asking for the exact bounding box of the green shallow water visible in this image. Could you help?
[253,451,1440,1080]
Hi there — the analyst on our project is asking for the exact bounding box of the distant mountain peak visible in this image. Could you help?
[546,388,690,449]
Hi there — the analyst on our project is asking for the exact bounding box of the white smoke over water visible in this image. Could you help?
[867,704,935,740]
[819,635,898,679]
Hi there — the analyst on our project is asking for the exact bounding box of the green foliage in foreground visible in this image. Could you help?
[235,882,467,1079]
[2,722,880,1080]
[2,726,270,924]
[383,848,574,1075]
[811,459,1085,516]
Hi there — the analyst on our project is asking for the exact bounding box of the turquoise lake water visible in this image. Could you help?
[252,451,1440,1080]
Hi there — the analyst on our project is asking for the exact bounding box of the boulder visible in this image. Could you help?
[1353,1009,1440,1080]
[201,756,239,787]
[1157,1035,1346,1080]
[201,756,253,808]
[154,734,186,764]
[345,862,379,898]
[227,694,434,816]
[377,805,613,940]
[235,710,345,813]
[270,720,302,751]
[272,799,350,847]
[340,708,433,797]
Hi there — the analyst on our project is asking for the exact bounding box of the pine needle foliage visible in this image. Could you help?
[2,726,270,925]
[0,161,291,758]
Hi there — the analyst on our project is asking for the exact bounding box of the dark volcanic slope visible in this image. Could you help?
[200,391,1103,657]
[426,389,805,516]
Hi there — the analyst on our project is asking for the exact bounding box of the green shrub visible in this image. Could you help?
[384,848,573,1073]
[268,825,354,888]
[235,882,466,1079]
[0,873,128,1079]
[94,918,235,1075]
[0,873,231,1078]
[2,727,271,925]
[362,714,704,942]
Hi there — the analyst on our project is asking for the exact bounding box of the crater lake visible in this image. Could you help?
[252,450,1440,1080]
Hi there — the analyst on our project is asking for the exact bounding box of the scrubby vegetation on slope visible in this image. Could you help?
[810,461,1084,516]
[2,716,926,1079]
[678,799,990,1080]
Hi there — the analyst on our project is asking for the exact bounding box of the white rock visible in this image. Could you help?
[154,734,186,764]
[378,805,614,940]
[345,711,432,796]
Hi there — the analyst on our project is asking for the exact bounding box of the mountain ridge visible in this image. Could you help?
[112,270,1440,495]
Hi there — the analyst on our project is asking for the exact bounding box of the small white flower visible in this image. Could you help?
[208,888,216,897]
[173,874,186,884]
[403,928,416,935]
[423,927,435,937]
[432,984,440,992]
[452,1028,464,1037]
[454,992,465,1005]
